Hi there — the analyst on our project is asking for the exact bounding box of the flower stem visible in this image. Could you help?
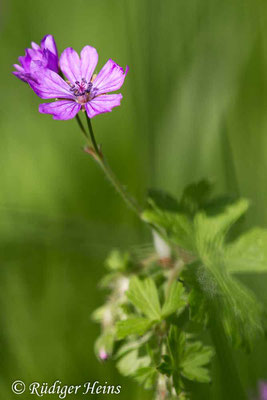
[85,114,101,157]
[83,113,142,216]
[75,114,88,141]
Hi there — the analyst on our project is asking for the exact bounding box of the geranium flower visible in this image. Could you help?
[29,46,128,120]
[13,35,58,83]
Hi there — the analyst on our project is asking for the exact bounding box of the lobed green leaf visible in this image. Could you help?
[161,281,187,318]
[116,349,150,377]
[225,227,267,274]
[116,317,153,339]
[127,277,162,321]
[181,341,214,383]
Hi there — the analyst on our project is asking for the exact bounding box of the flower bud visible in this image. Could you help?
[152,230,172,266]
[99,348,109,361]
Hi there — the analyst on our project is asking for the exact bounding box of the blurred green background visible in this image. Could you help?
[1,0,267,399]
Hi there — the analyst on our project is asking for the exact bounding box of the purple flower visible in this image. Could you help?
[13,35,58,83]
[29,46,128,120]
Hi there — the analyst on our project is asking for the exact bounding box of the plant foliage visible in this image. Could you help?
[94,180,267,399]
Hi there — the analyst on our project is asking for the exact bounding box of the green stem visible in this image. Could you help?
[84,113,142,216]
[85,114,100,156]
[166,259,184,297]
[75,114,88,141]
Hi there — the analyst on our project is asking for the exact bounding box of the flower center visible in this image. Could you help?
[69,78,98,104]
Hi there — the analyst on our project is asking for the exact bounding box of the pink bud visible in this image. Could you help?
[99,349,109,361]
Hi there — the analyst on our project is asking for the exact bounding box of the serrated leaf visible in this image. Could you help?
[115,334,151,359]
[161,281,187,318]
[127,277,161,321]
[116,317,153,339]
[194,198,249,252]
[142,207,194,251]
[142,188,195,250]
[188,287,208,325]
[168,326,185,368]
[116,349,150,376]
[184,260,264,349]
[181,341,214,383]
[163,327,189,396]
[147,189,180,212]
[213,273,264,349]
[225,228,267,274]
[191,198,265,349]
[133,367,157,389]
[181,263,209,325]
[180,180,213,216]
[163,326,213,390]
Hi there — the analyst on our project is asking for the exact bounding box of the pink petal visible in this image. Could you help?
[19,50,31,71]
[85,94,123,118]
[39,100,81,120]
[12,71,29,83]
[41,34,58,57]
[92,59,129,95]
[31,41,40,50]
[80,45,98,82]
[29,68,74,99]
[13,64,24,72]
[60,47,81,83]
[27,48,42,60]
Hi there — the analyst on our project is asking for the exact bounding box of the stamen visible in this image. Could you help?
[68,78,97,103]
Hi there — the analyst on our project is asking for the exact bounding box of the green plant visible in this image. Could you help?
[93,179,267,399]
